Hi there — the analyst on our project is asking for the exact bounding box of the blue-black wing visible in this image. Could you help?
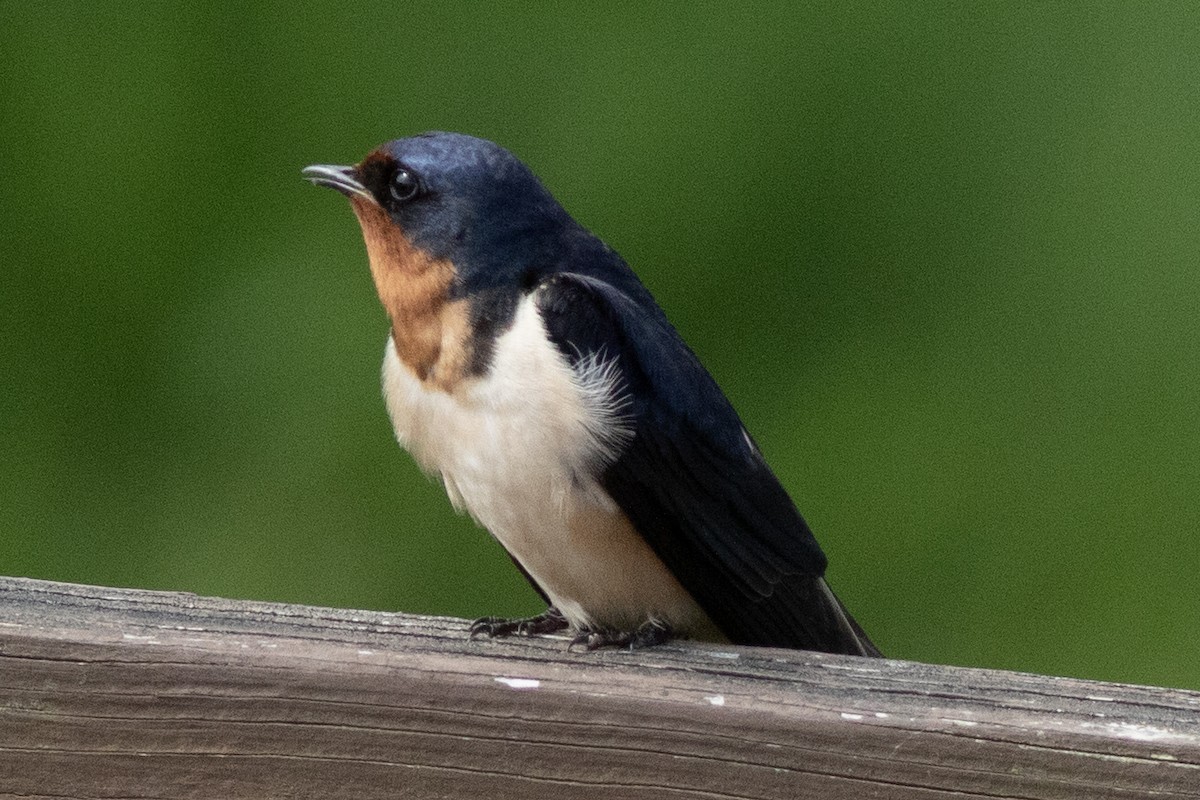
[535,272,879,655]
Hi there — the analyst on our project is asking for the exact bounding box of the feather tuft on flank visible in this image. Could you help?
[571,348,634,466]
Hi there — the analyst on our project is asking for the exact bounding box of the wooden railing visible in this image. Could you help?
[1,576,1197,798]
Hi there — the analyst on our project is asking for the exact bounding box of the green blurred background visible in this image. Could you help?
[3,3,1198,690]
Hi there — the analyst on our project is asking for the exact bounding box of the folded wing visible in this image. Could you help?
[534,272,879,655]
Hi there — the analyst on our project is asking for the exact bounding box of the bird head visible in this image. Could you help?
[303,132,572,296]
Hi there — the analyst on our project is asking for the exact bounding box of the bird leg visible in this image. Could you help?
[470,606,569,639]
[568,617,675,651]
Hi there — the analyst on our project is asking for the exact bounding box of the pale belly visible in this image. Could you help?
[380,298,724,639]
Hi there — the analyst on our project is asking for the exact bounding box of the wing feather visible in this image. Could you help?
[535,272,879,655]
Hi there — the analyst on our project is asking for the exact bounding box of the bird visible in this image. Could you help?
[302,132,880,656]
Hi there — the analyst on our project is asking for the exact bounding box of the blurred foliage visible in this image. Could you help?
[2,3,1198,689]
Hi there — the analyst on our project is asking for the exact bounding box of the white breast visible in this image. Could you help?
[381,293,722,638]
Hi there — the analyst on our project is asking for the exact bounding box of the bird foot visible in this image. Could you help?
[470,607,569,639]
[568,618,675,651]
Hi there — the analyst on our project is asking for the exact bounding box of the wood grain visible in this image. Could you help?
[0,576,1197,799]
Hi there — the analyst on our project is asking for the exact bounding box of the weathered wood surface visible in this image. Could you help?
[0,576,1197,799]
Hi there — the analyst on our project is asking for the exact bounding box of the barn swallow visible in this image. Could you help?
[303,132,880,656]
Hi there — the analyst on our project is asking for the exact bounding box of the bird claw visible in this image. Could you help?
[567,618,675,651]
[469,607,569,640]
[471,609,676,651]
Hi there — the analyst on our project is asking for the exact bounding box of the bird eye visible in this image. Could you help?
[389,168,420,203]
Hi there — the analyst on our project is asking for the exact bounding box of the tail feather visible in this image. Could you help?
[817,578,883,658]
